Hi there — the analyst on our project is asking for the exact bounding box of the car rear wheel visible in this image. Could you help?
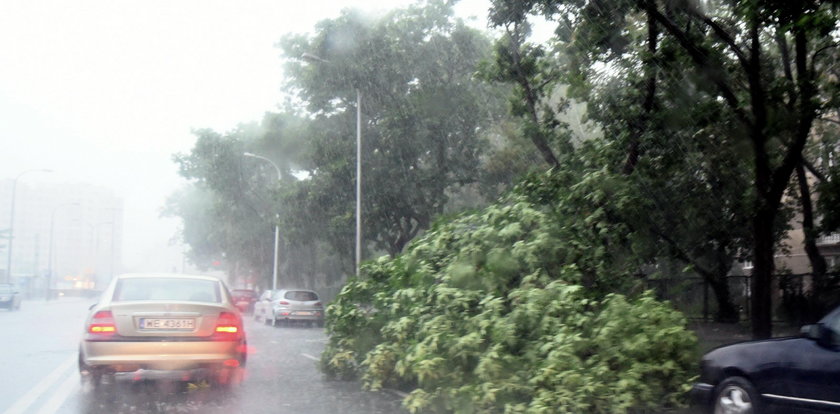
[714,377,760,414]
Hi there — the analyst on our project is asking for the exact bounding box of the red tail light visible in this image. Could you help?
[88,310,116,335]
[314,302,323,308]
[213,312,241,340]
[278,300,290,305]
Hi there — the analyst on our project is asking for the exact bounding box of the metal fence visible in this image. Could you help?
[645,273,834,322]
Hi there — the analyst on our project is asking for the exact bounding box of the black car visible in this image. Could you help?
[0,284,21,310]
[692,306,840,413]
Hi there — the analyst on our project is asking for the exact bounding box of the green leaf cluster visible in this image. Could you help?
[321,171,697,413]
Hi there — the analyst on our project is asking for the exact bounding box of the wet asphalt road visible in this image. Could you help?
[0,297,406,414]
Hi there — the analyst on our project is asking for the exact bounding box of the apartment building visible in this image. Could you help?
[0,179,123,294]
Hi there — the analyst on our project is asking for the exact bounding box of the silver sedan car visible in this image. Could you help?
[253,289,324,327]
[79,273,247,387]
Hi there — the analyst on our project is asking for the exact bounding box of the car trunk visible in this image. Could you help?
[287,299,320,312]
[108,302,229,338]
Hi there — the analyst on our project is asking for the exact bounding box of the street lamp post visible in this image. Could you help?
[103,207,121,283]
[47,202,80,299]
[301,53,363,276]
[5,169,52,283]
[243,152,282,290]
[354,89,362,276]
[76,220,112,289]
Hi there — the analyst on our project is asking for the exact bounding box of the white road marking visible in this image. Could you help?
[301,353,319,361]
[35,371,79,414]
[2,355,75,414]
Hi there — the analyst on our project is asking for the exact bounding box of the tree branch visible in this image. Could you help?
[775,29,796,109]
[686,8,749,71]
[770,24,817,203]
[819,117,840,127]
[504,24,561,168]
[645,5,751,128]
[811,42,838,73]
[649,224,715,281]
[803,158,827,182]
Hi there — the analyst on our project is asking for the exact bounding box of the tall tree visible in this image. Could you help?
[280,0,506,259]
[166,117,323,288]
[164,128,275,285]
[489,0,839,338]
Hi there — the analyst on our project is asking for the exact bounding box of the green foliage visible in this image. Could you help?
[164,114,350,288]
[164,126,276,277]
[168,1,521,286]
[489,0,840,338]
[322,171,697,413]
[280,0,509,258]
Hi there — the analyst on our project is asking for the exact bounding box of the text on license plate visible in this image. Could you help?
[140,318,195,330]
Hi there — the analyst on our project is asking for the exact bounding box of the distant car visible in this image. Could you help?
[78,273,247,387]
[253,289,324,327]
[231,289,258,315]
[692,305,840,413]
[0,284,20,311]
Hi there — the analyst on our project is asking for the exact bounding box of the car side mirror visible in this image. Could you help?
[802,323,833,346]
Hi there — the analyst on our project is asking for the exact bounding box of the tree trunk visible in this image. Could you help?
[747,10,777,340]
[624,4,658,175]
[504,24,560,168]
[708,275,739,322]
[751,208,775,339]
[797,163,827,285]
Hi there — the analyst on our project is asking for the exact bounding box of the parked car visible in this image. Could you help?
[252,289,278,324]
[231,289,258,315]
[253,289,324,327]
[692,304,840,413]
[0,284,20,311]
[78,273,247,387]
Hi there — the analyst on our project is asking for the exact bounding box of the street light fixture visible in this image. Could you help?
[5,168,53,283]
[243,152,282,290]
[301,52,363,276]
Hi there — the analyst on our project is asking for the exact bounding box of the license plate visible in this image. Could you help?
[294,311,313,316]
[140,318,195,330]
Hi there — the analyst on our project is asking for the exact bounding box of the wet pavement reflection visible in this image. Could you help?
[0,299,406,414]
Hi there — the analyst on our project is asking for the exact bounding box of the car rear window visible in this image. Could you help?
[113,278,221,303]
[284,290,318,301]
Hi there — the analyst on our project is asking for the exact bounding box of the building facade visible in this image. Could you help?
[0,179,123,295]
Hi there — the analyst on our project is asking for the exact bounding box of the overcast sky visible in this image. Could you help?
[0,0,549,272]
